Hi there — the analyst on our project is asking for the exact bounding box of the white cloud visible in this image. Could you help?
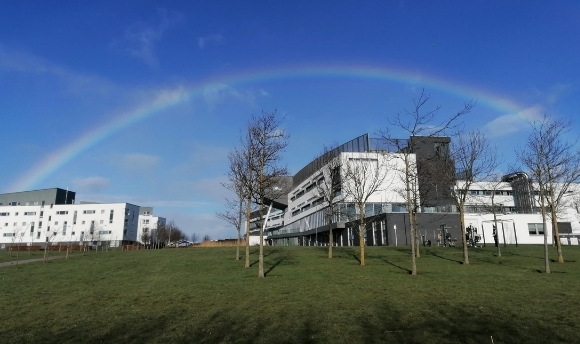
[116,9,182,66]
[202,83,270,109]
[482,105,544,138]
[0,46,117,95]
[73,177,111,192]
[198,33,224,50]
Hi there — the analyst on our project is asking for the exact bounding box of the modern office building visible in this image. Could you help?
[251,134,580,247]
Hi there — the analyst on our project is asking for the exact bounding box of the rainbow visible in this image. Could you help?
[7,63,526,192]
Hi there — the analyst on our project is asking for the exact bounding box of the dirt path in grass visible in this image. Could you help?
[0,254,79,268]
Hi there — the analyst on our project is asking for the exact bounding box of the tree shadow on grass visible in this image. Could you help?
[265,255,286,276]
[331,247,361,263]
[358,299,572,344]
[426,250,463,264]
[376,256,412,274]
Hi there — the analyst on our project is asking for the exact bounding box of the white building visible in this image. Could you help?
[459,179,580,246]
[0,188,165,249]
[259,134,580,247]
[136,207,167,245]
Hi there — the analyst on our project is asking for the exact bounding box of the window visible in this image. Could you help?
[22,222,26,226]
[99,230,112,235]
[9,202,17,206]
[143,228,149,233]
[71,231,75,235]
[0,212,9,216]
[37,232,41,239]
[101,210,105,214]
[83,210,95,214]
[40,211,43,218]
[56,211,68,215]
[24,212,36,216]
[3,233,14,237]
[82,221,85,225]
[528,223,544,235]
[55,221,58,225]
[109,210,114,223]
[100,220,104,224]
[470,190,479,195]
[15,212,19,216]
[39,221,42,228]
[48,216,51,221]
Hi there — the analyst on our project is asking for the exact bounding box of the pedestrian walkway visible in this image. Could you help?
[0,254,75,268]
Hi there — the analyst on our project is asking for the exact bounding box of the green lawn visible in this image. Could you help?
[1,245,578,344]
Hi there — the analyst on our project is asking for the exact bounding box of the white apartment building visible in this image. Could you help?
[136,206,166,244]
[0,188,166,249]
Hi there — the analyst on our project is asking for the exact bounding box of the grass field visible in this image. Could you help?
[1,245,579,344]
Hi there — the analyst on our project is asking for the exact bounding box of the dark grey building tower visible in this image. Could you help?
[0,188,76,207]
[410,136,455,208]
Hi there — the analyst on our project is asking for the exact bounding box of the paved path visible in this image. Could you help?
[0,254,76,268]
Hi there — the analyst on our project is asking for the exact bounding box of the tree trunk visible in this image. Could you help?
[550,207,564,263]
[245,196,251,268]
[493,211,501,258]
[359,204,366,266]
[413,212,420,258]
[541,200,550,273]
[258,225,264,277]
[410,224,417,275]
[236,198,243,261]
[328,227,333,259]
[459,206,469,265]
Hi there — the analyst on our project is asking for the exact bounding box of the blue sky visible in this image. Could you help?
[1,1,579,239]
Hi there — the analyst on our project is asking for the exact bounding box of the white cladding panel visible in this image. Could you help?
[0,203,140,246]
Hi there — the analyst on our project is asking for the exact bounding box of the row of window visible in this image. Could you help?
[464,190,514,196]
[290,177,325,202]
[0,212,35,216]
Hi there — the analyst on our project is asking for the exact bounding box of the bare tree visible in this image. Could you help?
[190,232,199,243]
[43,228,59,262]
[140,230,151,248]
[518,114,580,269]
[481,177,510,258]
[228,127,258,268]
[154,222,169,248]
[446,130,499,265]
[12,225,26,268]
[246,110,289,277]
[218,157,248,260]
[202,234,211,242]
[315,144,344,259]
[166,221,184,244]
[85,223,103,252]
[341,152,391,265]
[380,89,474,274]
